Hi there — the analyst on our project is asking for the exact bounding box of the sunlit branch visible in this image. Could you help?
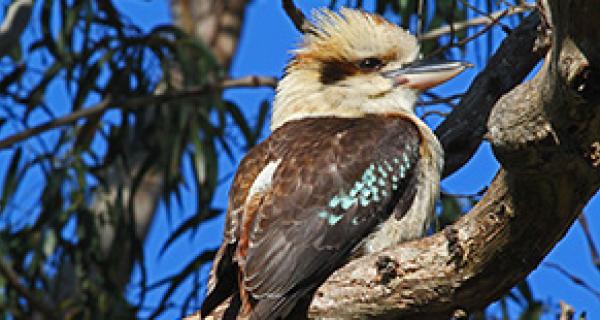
[419,4,534,41]
[559,301,575,320]
[0,76,278,150]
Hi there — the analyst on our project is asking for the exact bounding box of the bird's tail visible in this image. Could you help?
[248,287,316,320]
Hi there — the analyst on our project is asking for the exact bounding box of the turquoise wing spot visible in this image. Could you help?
[361,189,372,198]
[377,165,388,178]
[384,160,393,172]
[321,153,413,225]
[399,165,406,178]
[359,197,370,207]
[372,192,381,202]
[329,196,341,208]
[402,153,410,166]
[328,214,343,225]
[371,185,379,195]
[340,197,356,210]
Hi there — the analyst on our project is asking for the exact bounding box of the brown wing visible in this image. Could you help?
[200,138,275,317]
[202,115,421,319]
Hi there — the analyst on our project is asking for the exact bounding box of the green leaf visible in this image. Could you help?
[224,100,255,149]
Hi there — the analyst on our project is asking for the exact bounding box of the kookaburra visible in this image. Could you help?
[201,7,469,320]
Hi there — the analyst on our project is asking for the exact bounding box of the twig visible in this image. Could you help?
[0,256,59,319]
[416,0,425,38]
[559,301,575,320]
[418,5,533,41]
[442,186,487,198]
[544,262,600,301]
[578,213,600,272]
[282,0,314,33]
[0,76,278,149]
[417,93,464,107]
[420,110,450,119]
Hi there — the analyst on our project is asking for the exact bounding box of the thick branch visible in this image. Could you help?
[435,12,547,178]
[0,76,277,149]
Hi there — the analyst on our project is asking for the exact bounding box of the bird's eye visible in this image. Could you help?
[358,57,383,70]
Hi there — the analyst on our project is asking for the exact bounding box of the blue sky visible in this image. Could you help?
[2,0,599,318]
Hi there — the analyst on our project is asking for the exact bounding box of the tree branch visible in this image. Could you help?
[282,0,314,34]
[418,4,534,41]
[578,213,600,272]
[0,256,59,319]
[559,301,575,320]
[0,0,33,57]
[435,12,547,178]
[0,76,277,149]
[545,262,600,301]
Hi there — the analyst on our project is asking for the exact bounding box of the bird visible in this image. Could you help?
[200,7,469,320]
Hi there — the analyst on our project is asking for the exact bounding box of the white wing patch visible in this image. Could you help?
[247,159,282,200]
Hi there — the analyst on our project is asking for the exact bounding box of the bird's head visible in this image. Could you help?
[271,8,470,129]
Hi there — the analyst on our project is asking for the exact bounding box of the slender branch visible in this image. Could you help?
[545,262,600,301]
[416,0,424,38]
[282,0,314,33]
[426,9,510,58]
[0,76,277,150]
[578,214,600,272]
[0,256,59,319]
[559,301,575,320]
[417,93,464,107]
[418,5,534,41]
[0,0,33,57]
[420,110,450,119]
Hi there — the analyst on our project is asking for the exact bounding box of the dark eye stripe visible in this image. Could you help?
[319,57,385,85]
[359,57,383,70]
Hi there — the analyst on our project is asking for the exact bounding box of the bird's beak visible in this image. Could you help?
[382,60,472,90]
